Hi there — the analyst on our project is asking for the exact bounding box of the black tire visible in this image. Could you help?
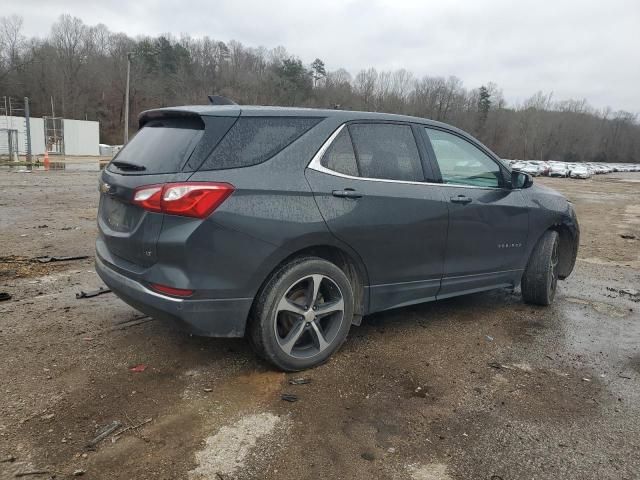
[521,230,560,306]
[247,256,354,371]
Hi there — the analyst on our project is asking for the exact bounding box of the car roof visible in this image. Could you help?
[140,104,462,131]
[139,104,502,162]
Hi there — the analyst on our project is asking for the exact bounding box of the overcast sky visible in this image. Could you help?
[8,0,640,113]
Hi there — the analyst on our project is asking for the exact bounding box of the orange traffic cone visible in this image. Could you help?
[44,150,50,170]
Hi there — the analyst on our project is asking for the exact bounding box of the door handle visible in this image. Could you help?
[332,189,362,199]
[450,195,472,204]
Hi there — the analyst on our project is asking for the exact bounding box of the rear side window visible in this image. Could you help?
[321,129,359,176]
[108,117,203,174]
[348,124,423,181]
[199,117,321,170]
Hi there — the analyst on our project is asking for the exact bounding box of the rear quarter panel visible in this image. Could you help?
[184,118,360,298]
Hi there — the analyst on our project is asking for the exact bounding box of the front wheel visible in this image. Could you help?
[521,230,559,305]
[247,257,354,371]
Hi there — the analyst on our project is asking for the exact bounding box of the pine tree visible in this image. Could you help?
[311,58,326,87]
[477,85,491,128]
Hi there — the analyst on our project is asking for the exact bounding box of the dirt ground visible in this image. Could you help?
[1,167,639,480]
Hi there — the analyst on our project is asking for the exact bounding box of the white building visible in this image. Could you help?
[0,115,100,157]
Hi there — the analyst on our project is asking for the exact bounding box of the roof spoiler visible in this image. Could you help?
[208,95,238,106]
[138,109,204,128]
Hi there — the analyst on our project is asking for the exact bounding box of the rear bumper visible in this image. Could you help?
[95,255,253,337]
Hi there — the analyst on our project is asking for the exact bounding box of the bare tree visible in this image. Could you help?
[1,14,637,159]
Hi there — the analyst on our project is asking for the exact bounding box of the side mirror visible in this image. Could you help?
[511,170,533,189]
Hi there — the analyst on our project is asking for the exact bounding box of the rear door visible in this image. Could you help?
[422,127,529,297]
[306,122,449,312]
[97,111,238,268]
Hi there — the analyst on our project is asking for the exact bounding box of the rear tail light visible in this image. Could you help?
[132,182,234,218]
[132,186,163,213]
[150,283,194,297]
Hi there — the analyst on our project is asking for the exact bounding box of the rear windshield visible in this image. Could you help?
[198,117,321,171]
[108,117,203,174]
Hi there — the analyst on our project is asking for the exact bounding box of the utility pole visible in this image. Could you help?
[24,97,32,163]
[124,52,133,144]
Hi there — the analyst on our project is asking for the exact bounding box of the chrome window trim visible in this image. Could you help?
[307,123,512,191]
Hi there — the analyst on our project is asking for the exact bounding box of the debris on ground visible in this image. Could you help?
[72,469,85,476]
[86,420,122,449]
[0,292,12,301]
[14,470,50,477]
[281,394,298,402]
[1,455,16,463]
[112,418,153,440]
[620,288,639,298]
[606,286,639,301]
[129,364,147,373]
[288,378,311,385]
[620,234,636,239]
[360,452,375,461]
[0,255,88,279]
[36,255,90,264]
[487,362,511,370]
[204,388,213,392]
[76,287,111,299]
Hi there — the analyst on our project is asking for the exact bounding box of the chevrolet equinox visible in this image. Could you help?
[96,103,579,371]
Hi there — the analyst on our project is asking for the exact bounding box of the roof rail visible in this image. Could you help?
[207,95,238,106]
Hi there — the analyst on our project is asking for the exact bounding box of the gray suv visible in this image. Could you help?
[96,103,579,371]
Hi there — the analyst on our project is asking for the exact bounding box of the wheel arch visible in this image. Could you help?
[254,244,369,325]
[252,244,370,326]
[549,223,578,279]
[526,219,578,281]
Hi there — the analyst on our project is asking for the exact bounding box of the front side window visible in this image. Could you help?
[426,128,502,188]
[349,124,423,182]
[321,129,359,176]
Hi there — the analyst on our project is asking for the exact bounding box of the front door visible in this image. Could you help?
[306,123,449,312]
[423,127,529,297]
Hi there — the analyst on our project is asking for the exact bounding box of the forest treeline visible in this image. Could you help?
[1,14,638,162]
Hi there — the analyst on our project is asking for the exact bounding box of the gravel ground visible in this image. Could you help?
[0,168,639,480]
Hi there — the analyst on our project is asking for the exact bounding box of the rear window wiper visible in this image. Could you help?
[111,160,146,171]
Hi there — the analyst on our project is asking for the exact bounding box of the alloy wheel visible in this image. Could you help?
[273,274,345,359]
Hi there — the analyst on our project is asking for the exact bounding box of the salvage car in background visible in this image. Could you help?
[518,162,543,176]
[549,163,570,177]
[570,164,592,179]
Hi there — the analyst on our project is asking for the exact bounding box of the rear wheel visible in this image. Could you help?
[248,257,354,371]
[521,230,559,305]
